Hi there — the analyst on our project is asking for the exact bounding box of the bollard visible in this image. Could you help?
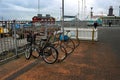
[76,28,78,39]
[92,28,95,43]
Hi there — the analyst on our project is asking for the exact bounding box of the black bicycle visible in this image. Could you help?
[24,32,58,64]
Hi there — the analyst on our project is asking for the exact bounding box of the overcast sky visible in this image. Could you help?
[0,0,120,20]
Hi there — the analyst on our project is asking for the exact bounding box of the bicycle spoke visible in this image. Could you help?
[42,46,58,64]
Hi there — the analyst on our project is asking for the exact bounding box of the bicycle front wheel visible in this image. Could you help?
[24,44,32,60]
[42,46,58,64]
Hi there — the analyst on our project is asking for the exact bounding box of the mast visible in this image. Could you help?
[62,0,64,33]
[38,0,40,14]
[119,6,120,16]
[78,0,80,19]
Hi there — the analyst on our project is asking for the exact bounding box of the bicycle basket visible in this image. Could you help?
[59,34,69,41]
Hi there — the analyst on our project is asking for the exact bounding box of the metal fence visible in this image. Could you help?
[0,20,37,62]
[0,20,98,63]
[0,22,60,63]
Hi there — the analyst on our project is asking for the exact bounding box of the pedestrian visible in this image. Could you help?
[94,21,98,29]
[109,21,112,27]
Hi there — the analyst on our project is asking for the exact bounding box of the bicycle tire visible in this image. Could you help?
[60,38,75,55]
[74,38,80,48]
[32,46,40,58]
[54,44,67,62]
[42,46,58,64]
[24,44,32,60]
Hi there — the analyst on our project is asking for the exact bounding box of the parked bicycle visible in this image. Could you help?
[73,29,80,48]
[50,29,75,56]
[24,31,58,64]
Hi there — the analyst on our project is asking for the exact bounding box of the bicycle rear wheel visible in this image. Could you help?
[60,38,75,55]
[42,46,58,64]
[74,38,80,48]
[54,44,67,62]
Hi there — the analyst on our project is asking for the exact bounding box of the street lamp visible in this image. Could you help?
[90,7,93,19]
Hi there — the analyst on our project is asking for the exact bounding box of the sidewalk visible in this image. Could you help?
[0,55,36,79]
[0,41,120,80]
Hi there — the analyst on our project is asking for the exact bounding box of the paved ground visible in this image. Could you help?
[0,27,120,80]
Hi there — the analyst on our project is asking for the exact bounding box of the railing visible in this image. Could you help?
[64,27,98,41]
[0,26,98,63]
[0,38,27,62]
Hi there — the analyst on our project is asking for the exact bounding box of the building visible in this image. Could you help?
[32,14,55,26]
[102,16,120,27]
[108,6,114,16]
[101,6,120,27]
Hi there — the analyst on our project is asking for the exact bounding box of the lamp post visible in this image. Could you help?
[90,7,93,19]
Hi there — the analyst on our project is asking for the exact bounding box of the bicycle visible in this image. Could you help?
[50,29,75,56]
[46,29,67,62]
[24,31,58,64]
[72,29,80,48]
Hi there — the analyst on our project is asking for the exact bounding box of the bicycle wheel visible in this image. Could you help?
[74,38,80,48]
[60,38,75,55]
[54,44,67,62]
[24,44,32,60]
[42,46,58,64]
[32,47,40,58]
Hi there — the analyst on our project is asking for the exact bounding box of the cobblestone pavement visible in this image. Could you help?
[0,27,120,80]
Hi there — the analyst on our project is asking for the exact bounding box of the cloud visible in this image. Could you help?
[1,3,35,12]
[0,0,120,20]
